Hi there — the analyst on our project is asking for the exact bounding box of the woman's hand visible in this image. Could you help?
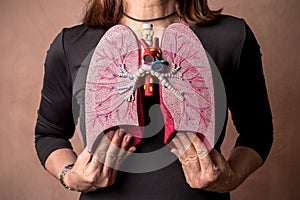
[170,132,244,193]
[64,129,136,193]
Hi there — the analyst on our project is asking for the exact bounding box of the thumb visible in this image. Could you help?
[209,149,226,170]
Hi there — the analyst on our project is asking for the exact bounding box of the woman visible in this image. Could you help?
[35,0,273,199]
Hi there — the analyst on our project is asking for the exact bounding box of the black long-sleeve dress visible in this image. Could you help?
[35,15,273,200]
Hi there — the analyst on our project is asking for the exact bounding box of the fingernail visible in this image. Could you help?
[126,135,132,142]
[118,129,125,137]
[172,137,178,143]
[129,146,136,152]
[120,128,125,132]
[107,131,114,139]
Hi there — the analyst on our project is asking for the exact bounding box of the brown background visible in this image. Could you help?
[0,0,299,199]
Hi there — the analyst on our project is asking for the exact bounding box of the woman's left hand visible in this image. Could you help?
[170,132,243,193]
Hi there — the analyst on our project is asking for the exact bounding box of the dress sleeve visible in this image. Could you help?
[34,30,75,167]
[227,21,274,163]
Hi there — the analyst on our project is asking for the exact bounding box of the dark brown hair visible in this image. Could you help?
[83,0,222,29]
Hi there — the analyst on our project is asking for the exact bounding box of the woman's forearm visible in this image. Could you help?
[45,148,77,179]
[228,146,263,184]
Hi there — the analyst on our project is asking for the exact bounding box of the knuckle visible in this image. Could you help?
[189,181,201,189]
[86,174,99,184]
[186,177,202,189]
[102,177,110,187]
[107,146,119,155]
[116,156,125,164]
[187,154,198,161]
[94,176,111,188]
[205,173,218,183]
[202,167,220,182]
[187,180,194,188]
[196,179,205,189]
[94,152,106,163]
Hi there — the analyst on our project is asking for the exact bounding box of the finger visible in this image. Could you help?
[114,134,135,169]
[186,132,209,159]
[176,132,194,149]
[107,146,136,188]
[120,134,132,150]
[170,148,180,158]
[170,147,194,186]
[177,133,201,164]
[87,155,102,174]
[102,129,125,176]
[186,132,214,170]
[207,149,224,180]
[177,133,206,187]
[171,133,201,187]
[210,149,226,171]
[93,131,114,164]
[171,133,188,161]
[109,169,118,186]
[186,133,222,188]
[111,129,125,147]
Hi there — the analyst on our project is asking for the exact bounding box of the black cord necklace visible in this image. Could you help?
[123,11,177,22]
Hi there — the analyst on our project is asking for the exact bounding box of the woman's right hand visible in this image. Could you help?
[64,129,136,192]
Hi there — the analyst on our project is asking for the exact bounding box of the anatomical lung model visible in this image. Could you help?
[85,23,215,152]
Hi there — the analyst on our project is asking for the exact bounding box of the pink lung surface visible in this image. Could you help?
[85,23,215,152]
[160,23,215,148]
[85,25,143,151]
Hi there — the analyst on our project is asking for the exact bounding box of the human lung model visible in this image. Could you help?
[85,23,215,152]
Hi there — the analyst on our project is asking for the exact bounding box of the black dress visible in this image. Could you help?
[35,15,273,200]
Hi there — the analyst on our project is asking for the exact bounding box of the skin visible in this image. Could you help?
[45,129,136,193]
[170,132,262,192]
[120,0,181,29]
[45,0,263,193]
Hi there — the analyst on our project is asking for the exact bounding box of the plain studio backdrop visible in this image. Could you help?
[0,0,299,199]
